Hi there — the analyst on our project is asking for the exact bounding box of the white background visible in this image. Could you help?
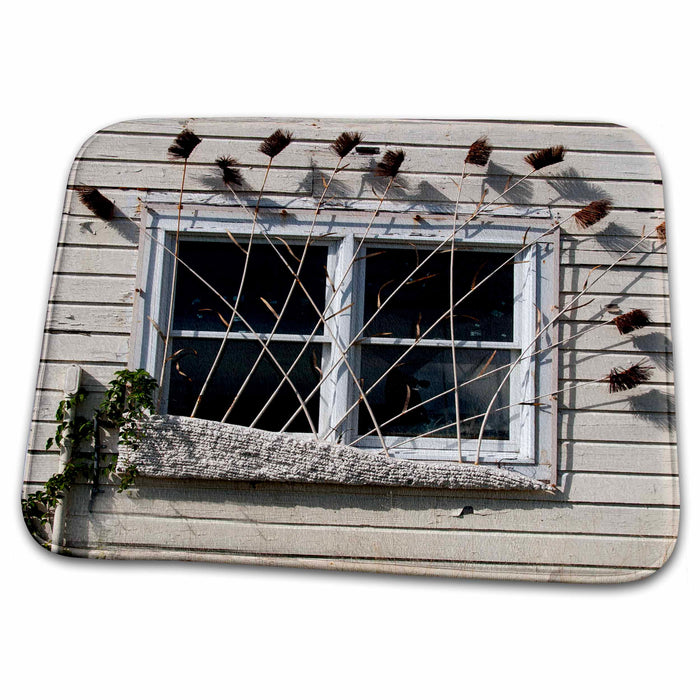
[2,2,696,698]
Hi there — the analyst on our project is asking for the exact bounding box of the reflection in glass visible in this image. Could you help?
[173,241,327,334]
[363,247,513,342]
[167,339,323,433]
[358,346,511,440]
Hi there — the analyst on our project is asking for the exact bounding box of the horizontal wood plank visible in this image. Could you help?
[559,410,675,443]
[65,482,678,537]
[63,192,665,231]
[559,322,672,353]
[560,294,670,323]
[53,246,137,277]
[49,273,135,305]
[560,351,673,382]
[40,542,660,582]
[558,380,674,413]
[62,513,674,568]
[561,265,669,295]
[79,133,662,180]
[67,160,665,209]
[96,118,656,153]
[45,303,131,334]
[559,441,677,475]
[39,333,129,364]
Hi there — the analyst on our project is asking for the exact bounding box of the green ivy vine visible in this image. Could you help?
[22,369,158,536]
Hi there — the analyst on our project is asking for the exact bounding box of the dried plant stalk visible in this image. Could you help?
[448,157,470,462]
[348,310,641,446]
[331,131,363,158]
[157,129,202,406]
[168,129,201,159]
[656,221,666,242]
[318,209,579,441]
[129,217,319,435]
[465,137,493,167]
[472,227,655,464]
[606,362,653,393]
[265,149,407,444]
[305,146,570,440]
[524,145,565,170]
[259,129,293,158]
[613,309,651,334]
[220,150,346,423]
[387,364,654,449]
[191,135,277,420]
[375,149,405,177]
[573,199,612,228]
[195,134,391,453]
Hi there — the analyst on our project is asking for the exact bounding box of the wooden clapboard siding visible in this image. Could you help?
[94,118,655,152]
[66,160,665,209]
[41,541,659,583]
[23,118,677,582]
[64,482,679,535]
[61,512,674,569]
[79,135,662,181]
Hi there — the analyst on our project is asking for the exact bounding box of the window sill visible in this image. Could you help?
[118,414,553,492]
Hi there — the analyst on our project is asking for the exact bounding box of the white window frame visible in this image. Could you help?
[130,198,558,483]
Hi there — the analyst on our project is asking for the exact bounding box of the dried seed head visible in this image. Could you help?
[77,186,114,221]
[524,145,565,170]
[613,309,651,335]
[331,131,363,158]
[656,221,666,242]
[168,129,202,159]
[375,149,405,178]
[465,137,493,167]
[259,129,293,159]
[573,199,612,228]
[215,156,243,188]
[606,362,653,393]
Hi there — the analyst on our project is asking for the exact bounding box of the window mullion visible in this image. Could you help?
[321,233,360,443]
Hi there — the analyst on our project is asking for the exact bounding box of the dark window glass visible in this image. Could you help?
[167,338,322,433]
[362,247,513,342]
[173,241,327,334]
[358,346,511,440]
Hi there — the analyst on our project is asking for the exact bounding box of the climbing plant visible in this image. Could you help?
[22,369,158,537]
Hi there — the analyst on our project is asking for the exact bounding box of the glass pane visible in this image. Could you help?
[358,346,511,440]
[173,241,327,334]
[362,247,513,342]
[167,339,323,433]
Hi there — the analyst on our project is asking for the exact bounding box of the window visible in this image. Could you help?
[167,240,328,434]
[132,202,557,481]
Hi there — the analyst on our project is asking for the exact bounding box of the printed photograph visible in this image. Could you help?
[21,118,677,582]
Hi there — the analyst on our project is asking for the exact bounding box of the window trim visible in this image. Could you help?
[130,199,558,484]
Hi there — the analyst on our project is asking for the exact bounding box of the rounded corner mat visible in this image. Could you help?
[22,118,678,582]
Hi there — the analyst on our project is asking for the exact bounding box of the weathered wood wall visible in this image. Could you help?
[23,118,678,582]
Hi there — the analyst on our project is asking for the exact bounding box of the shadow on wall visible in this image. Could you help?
[546,166,610,204]
[80,209,139,245]
[485,162,534,203]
